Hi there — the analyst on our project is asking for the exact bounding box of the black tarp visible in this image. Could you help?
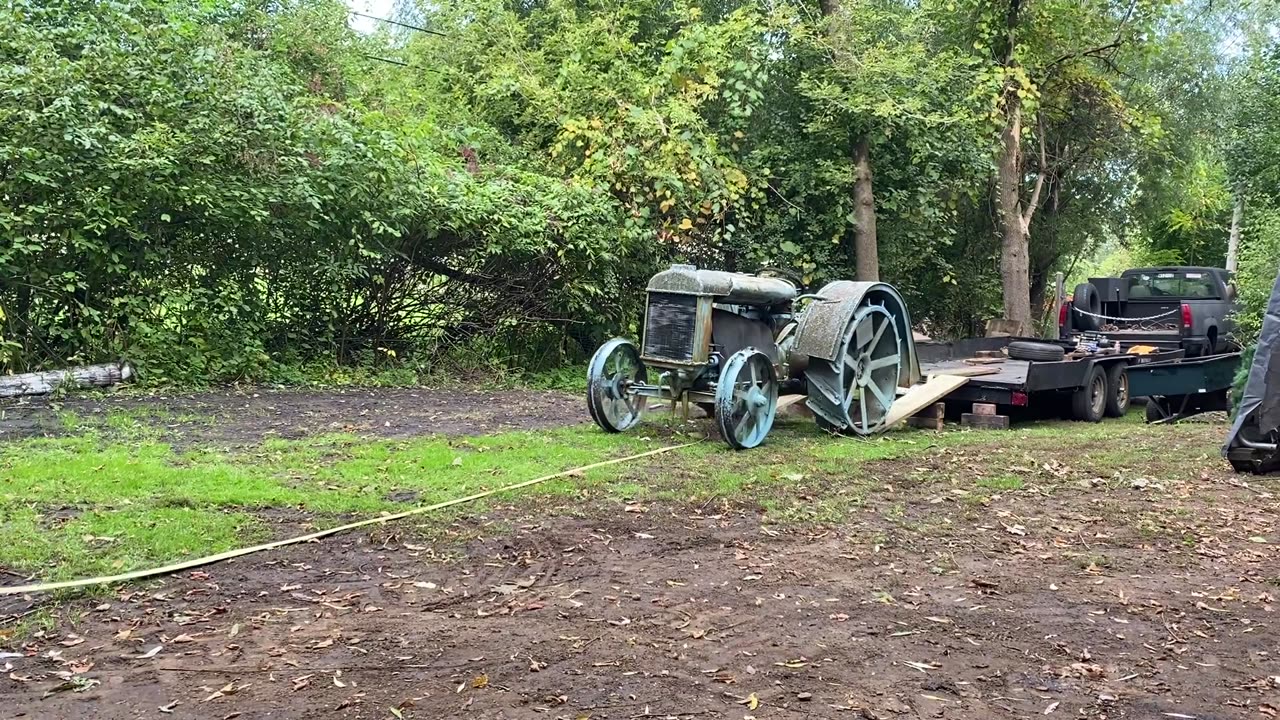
[1224,263,1280,468]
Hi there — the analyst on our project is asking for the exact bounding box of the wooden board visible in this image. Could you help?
[963,357,1005,365]
[927,366,1001,378]
[878,374,970,432]
[777,394,808,410]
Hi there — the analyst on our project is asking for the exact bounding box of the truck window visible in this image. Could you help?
[1126,271,1219,299]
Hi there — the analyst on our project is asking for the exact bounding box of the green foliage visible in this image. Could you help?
[0,0,630,382]
[1234,205,1280,345]
[0,0,1265,381]
[1228,37,1280,347]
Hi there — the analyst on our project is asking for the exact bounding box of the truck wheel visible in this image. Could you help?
[1103,363,1129,417]
[1072,283,1102,332]
[1008,341,1066,362]
[1071,365,1107,422]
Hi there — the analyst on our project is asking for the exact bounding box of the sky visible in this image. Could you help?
[347,0,396,34]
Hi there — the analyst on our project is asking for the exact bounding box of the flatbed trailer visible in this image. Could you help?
[917,337,1211,422]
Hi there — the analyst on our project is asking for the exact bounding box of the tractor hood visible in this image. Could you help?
[646,265,797,306]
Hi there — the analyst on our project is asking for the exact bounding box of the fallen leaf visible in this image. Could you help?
[472,673,489,689]
[42,676,99,698]
[132,645,163,660]
[1044,701,1059,714]
[159,701,180,714]
[202,682,248,703]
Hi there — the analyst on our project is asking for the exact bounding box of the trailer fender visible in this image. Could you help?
[793,281,921,388]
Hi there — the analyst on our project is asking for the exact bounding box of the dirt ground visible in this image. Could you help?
[0,387,587,444]
[2,389,1279,719]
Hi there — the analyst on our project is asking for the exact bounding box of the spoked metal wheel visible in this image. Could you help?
[714,348,778,450]
[587,338,647,433]
[807,303,903,435]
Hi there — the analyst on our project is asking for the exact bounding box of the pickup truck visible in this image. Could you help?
[1060,266,1238,357]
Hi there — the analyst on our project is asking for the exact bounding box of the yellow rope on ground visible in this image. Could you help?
[0,441,698,596]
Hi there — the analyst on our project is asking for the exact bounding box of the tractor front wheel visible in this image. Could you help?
[714,348,778,450]
[587,338,647,433]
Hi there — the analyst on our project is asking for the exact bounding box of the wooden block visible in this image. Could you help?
[916,402,945,419]
[972,402,998,416]
[962,413,1010,430]
[907,416,945,430]
[984,318,1022,337]
[974,350,1004,358]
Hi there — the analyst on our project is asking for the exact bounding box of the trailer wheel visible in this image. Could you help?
[1008,341,1066,362]
[1071,365,1107,422]
[1103,363,1129,418]
[1144,396,1171,423]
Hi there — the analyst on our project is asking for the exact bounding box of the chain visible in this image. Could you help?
[1070,306,1180,323]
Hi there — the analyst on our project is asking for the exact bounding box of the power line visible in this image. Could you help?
[348,10,446,37]
[360,52,410,67]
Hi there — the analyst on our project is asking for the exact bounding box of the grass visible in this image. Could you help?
[0,404,1224,590]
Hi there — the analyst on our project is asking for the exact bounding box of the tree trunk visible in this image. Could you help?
[0,362,134,398]
[818,0,879,282]
[1227,194,1244,273]
[852,136,879,281]
[997,92,1032,336]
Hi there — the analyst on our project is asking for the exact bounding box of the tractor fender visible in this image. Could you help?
[793,281,921,388]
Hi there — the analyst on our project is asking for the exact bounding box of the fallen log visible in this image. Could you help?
[0,362,134,399]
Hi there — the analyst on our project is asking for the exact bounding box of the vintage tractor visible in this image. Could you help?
[586,264,921,449]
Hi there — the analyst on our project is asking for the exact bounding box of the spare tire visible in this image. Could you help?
[1007,340,1067,362]
[1072,282,1102,331]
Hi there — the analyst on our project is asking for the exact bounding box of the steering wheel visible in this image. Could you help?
[756,266,805,290]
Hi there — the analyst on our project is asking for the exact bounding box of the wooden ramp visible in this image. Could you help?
[878,374,970,432]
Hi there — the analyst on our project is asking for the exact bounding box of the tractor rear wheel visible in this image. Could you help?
[806,303,903,435]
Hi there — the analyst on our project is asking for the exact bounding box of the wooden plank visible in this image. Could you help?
[879,374,969,432]
[777,394,808,410]
[928,366,1001,378]
[964,357,1005,365]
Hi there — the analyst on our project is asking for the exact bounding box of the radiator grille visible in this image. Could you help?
[643,293,698,361]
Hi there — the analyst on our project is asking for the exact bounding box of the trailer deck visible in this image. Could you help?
[914,335,1230,423]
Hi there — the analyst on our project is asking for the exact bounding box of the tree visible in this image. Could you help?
[952,0,1169,335]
